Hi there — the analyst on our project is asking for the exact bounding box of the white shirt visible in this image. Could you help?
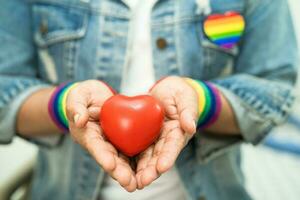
[99,0,187,200]
[120,0,156,96]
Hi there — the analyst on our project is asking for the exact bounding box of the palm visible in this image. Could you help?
[135,77,197,189]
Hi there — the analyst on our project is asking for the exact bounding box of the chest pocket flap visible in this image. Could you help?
[31,0,89,47]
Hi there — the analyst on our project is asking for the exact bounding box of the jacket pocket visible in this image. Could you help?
[31,1,89,83]
[200,39,236,80]
[197,0,245,80]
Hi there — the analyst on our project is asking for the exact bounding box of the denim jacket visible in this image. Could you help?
[0,0,298,199]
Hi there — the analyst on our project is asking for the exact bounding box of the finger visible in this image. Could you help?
[89,139,136,191]
[88,106,101,121]
[87,138,135,191]
[163,98,179,120]
[66,87,89,128]
[175,91,198,134]
[112,155,137,192]
[156,127,185,173]
[136,146,154,173]
[75,124,117,172]
[136,146,154,189]
[180,109,197,134]
[150,89,179,120]
[140,157,160,188]
[125,174,137,192]
[138,139,166,189]
[136,124,172,189]
[85,135,117,172]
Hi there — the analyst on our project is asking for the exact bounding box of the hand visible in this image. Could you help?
[66,80,137,192]
[136,76,198,189]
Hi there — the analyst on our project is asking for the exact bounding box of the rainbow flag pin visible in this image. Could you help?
[204,11,245,49]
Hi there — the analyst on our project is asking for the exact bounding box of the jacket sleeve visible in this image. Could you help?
[0,0,61,147]
[196,0,299,162]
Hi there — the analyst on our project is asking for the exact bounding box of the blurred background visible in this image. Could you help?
[242,0,300,199]
[1,0,300,199]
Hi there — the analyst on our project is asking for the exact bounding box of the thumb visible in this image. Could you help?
[66,87,89,128]
[176,92,198,134]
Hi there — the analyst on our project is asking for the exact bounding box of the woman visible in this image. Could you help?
[0,0,298,199]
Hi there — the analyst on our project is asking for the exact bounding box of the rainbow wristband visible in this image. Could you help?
[48,82,79,133]
[184,78,222,129]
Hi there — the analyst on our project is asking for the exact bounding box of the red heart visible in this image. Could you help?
[100,95,164,157]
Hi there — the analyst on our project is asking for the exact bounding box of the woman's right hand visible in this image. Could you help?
[66,80,137,192]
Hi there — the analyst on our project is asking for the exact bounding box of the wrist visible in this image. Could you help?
[17,87,60,136]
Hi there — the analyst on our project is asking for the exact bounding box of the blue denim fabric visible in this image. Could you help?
[0,0,298,199]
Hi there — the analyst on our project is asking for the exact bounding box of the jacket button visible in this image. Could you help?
[156,38,167,49]
[39,21,48,35]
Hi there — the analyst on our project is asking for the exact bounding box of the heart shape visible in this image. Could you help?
[100,95,164,157]
[204,11,245,49]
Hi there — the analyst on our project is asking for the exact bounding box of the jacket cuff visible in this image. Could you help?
[0,84,63,147]
[195,85,273,163]
[217,85,274,144]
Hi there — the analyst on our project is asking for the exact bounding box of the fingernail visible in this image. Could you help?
[192,121,196,131]
[74,114,80,123]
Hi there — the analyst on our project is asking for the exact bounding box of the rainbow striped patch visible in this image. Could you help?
[204,11,245,49]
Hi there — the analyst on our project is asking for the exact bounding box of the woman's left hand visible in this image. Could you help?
[135,76,199,189]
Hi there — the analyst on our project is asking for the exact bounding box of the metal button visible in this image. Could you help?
[156,38,167,49]
[39,20,48,35]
